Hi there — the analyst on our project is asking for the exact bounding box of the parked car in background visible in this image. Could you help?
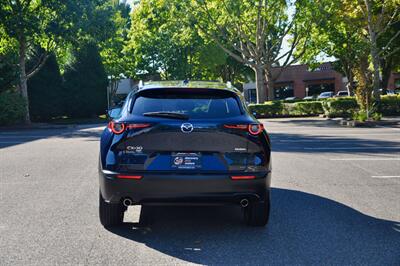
[303,96,316,100]
[335,91,349,97]
[317,91,334,99]
[284,97,300,101]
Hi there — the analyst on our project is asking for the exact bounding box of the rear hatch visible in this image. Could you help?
[110,88,269,173]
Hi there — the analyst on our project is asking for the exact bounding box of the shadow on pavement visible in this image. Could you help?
[264,118,342,128]
[270,132,400,154]
[0,124,105,149]
[107,188,400,265]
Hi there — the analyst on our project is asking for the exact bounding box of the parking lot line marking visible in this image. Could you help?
[330,158,400,161]
[371,176,400,179]
[304,146,400,150]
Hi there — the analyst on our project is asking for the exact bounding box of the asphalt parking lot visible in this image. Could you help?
[0,118,399,265]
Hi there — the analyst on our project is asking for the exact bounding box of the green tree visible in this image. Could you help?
[63,42,108,118]
[0,0,119,122]
[192,0,317,103]
[27,52,64,122]
[300,0,368,95]
[359,0,400,103]
[127,0,228,81]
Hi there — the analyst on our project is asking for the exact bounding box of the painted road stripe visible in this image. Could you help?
[304,146,400,150]
[330,158,400,161]
[371,176,400,179]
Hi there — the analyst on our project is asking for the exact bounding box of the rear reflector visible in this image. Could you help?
[117,175,143,180]
[231,175,256,180]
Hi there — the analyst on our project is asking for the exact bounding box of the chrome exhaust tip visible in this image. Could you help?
[122,198,133,207]
[240,199,249,208]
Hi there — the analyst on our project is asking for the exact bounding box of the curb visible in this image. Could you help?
[339,119,400,127]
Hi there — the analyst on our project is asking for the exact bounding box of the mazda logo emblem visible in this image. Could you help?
[181,123,194,133]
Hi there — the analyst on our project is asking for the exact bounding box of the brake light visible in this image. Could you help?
[108,122,151,134]
[126,123,151,129]
[108,122,125,134]
[224,124,248,130]
[224,123,264,135]
[117,175,142,179]
[248,124,264,135]
[231,175,256,180]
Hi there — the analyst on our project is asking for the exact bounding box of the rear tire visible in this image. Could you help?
[244,195,270,227]
[99,192,124,227]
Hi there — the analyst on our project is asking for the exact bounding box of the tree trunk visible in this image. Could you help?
[371,46,381,102]
[265,66,274,100]
[364,0,381,104]
[18,36,31,124]
[254,66,267,103]
[381,57,393,92]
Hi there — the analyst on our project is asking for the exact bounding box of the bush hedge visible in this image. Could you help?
[0,91,26,125]
[293,101,324,115]
[321,98,359,118]
[381,95,400,116]
[249,101,324,117]
[249,95,400,118]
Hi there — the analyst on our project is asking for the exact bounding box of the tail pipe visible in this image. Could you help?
[240,198,249,208]
[122,198,133,207]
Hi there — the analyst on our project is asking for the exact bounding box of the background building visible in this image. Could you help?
[244,62,345,102]
[244,62,400,103]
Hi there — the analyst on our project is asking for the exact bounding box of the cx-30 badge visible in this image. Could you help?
[181,123,194,133]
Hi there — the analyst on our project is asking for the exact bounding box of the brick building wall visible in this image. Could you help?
[244,62,347,102]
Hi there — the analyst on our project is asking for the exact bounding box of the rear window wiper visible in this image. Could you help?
[143,112,189,120]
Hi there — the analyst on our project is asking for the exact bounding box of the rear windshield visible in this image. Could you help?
[132,89,242,119]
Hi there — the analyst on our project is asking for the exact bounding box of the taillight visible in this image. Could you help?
[126,123,151,129]
[224,123,264,135]
[224,124,248,130]
[117,174,142,180]
[248,124,264,135]
[108,122,125,134]
[108,122,151,134]
[231,175,256,180]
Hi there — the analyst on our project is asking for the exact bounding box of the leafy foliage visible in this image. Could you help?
[126,0,250,82]
[63,43,108,118]
[0,91,26,125]
[27,53,64,122]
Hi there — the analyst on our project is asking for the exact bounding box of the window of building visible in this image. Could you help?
[274,84,294,99]
[246,89,257,103]
[306,82,335,97]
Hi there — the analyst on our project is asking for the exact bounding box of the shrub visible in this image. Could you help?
[292,101,323,115]
[249,101,284,117]
[322,98,358,118]
[27,53,65,122]
[380,95,400,116]
[63,42,108,118]
[0,91,26,125]
[352,110,368,122]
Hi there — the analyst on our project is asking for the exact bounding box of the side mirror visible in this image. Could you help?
[107,107,122,120]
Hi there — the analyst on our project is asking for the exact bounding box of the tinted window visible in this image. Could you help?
[132,89,242,118]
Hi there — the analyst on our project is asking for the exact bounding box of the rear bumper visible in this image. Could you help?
[99,169,271,205]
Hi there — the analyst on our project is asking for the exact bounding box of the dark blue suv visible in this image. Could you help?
[99,81,271,227]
